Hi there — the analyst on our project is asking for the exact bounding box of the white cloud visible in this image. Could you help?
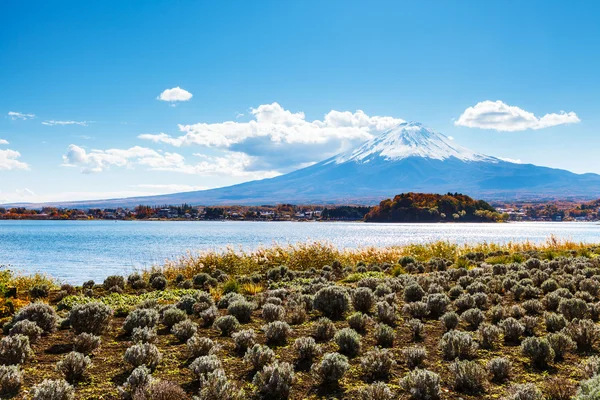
[139,102,404,170]
[0,149,29,171]
[62,144,279,179]
[42,120,90,126]
[0,139,9,145]
[8,111,35,120]
[455,100,580,132]
[158,87,193,102]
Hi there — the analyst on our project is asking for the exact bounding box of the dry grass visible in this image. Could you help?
[155,236,595,279]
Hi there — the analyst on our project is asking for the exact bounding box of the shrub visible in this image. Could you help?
[9,320,43,342]
[448,359,486,394]
[439,330,477,360]
[440,312,459,331]
[253,361,294,399]
[559,298,589,321]
[161,307,187,329]
[244,344,276,370]
[335,328,361,357]
[376,301,396,325]
[262,303,286,322]
[286,303,307,325]
[312,352,349,385]
[461,308,485,330]
[187,336,219,358]
[292,336,320,363]
[228,300,255,323]
[264,321,292,345]
[488,305,505,324]
[124,343,162,370]
[358,381,394,400]
[0,365,21,396]
[31,379,74,400]
[104,275,125,290]
[127,273,146,290]
[361,348,395,381]
[454,294,476,313]
[565,319,600,351]
[232,329,256,353]
[505,383,544,400]
[478,323,501,349]
[375,323,395,348]
[132,327,157,344]
[402,346,427,369]
[313,286,351,319]
[547,332,576,361]
[30,284,50,299]
[487,357,511,382]
[400,368,440,400]
[521,337,554,368]
[403,302,428,319]
[56,351,91,383]
[545,312,568,333]
[68,302,112,335]
[213,316,240,336]
[150,275,167,290]
[12,302,57,333]
[407,318,424,341]
[171,319,197,342]
[353,287,375,313]
[313,317,336,341]
[217,292,244,309]
[120,365,152,397]
[501,317,525,343]
[582,356,600,378]
[123,308,159,334]
[198,306,219,327]
[0,334,32,365]
[523,299,544,315]
[426,293,450,318]
[404,283,425,302]
[197,369,244,400]
[348,312,370,333]
[189,354,222,381]
[576,374,600,400]
[73,333,101,354]
[545,376,576,400]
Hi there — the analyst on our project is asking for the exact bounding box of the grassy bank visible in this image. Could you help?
[0,239,599,399]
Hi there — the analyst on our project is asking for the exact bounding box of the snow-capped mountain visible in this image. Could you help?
[331,122,496,164]
[15,122,600,207]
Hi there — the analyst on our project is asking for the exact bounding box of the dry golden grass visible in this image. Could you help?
[155,235,595,279]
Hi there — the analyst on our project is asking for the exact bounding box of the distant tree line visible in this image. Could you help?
[364,192,504,222]
[321,206,372,220]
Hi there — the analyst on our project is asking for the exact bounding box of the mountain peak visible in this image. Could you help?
[330,121,497,164]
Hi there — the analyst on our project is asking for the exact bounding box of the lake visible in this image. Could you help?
[1,220,599,284]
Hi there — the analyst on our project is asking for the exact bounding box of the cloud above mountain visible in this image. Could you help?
[139,102,405,170]
[61,144,279,179]
[455,100,580,131]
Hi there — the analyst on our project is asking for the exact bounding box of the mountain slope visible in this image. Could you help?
[14,122,600,207]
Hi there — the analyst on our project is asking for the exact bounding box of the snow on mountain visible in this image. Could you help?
[331,121,500,164]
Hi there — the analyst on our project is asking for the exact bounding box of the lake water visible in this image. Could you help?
[1,220,599,284]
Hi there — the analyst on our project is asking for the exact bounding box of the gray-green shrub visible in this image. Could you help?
[244,344,275,371]
[68,302,112,335]
[0,365,21,396]
[334,328,361,357]
[124,343,162,370]
[0,334,32,365]
[123,308,159,334]
[31,379,74,400]
[400,368,440,400]
[252,361,294,399]
[312,352,349,385]
[213,315,240,336]
[313,286,351,319]
[73,332,101,354]
[56,351,91,383]
[361,348,395,381]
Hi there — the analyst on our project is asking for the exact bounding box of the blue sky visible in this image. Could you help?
[1,0,598,203]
